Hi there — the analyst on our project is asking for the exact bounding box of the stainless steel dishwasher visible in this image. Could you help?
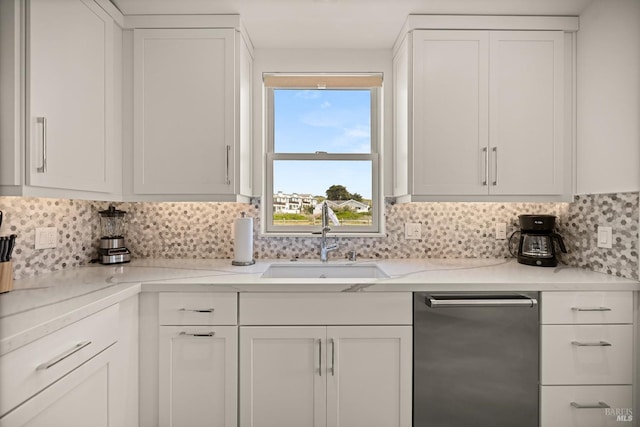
[413,292,539,427]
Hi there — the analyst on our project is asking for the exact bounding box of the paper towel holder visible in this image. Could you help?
[232,212,256,266]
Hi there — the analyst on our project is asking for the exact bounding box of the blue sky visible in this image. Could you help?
[273,89,372,198]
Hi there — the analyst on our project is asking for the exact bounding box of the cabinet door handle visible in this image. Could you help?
[330,338,335,376]
[179,308,215,313]
[179,331,215,337]
[36,341,92,370]
[492,146,498,186]
[570,401,610,409]
[36,117,47,173]
[225,145,231,185]
[318,339,322,376]
[571,340,612,347]
[481,147,488,186]
[571,307,612,312]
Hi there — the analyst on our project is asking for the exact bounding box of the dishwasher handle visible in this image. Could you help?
[425,295,538,308]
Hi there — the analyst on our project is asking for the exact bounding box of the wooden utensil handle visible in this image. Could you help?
[0,261,14,293]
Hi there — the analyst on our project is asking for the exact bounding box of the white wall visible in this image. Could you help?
[576,0,640,194]
[251,49,393,197]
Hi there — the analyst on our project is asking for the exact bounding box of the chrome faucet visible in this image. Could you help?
[313,201,339,262]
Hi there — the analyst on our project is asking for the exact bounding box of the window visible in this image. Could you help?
[264,74,382,234]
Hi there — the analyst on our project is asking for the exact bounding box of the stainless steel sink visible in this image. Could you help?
[261,263,389,279]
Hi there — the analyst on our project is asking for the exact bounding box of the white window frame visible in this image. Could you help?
[263,74,383,236]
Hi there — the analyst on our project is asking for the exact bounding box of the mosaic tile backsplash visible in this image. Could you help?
[0,193,637,280]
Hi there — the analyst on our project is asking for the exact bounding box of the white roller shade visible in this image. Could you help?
[263,73,383,88]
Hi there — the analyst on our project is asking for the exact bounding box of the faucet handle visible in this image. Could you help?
[326,206,340,226]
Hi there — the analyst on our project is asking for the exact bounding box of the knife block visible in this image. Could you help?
[0,261,13,293]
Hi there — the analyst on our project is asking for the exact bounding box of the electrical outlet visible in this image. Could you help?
[405,223,421,240]
[597,226,613,249]
[495,222,507,240]
[35,227,57,249]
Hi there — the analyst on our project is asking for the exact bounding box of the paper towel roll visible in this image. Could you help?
[232,215,255,266]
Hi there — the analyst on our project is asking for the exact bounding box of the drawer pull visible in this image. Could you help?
[36,341,92,371]
[179,331,215,337]
[571,307,612,312]
[179,308,215,313]
[570,401,611,409]
[571,340,612,347]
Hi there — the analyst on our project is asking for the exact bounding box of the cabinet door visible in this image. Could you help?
[239,326,326,427]
[28,0,114,193]
[489,31,564,195]
[412,30,489,195]
[326,326,412,427]
[159,326,237,427]
[0,346,114,427]
[133,28,235,195]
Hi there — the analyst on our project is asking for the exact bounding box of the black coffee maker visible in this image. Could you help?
[510,214,567,267]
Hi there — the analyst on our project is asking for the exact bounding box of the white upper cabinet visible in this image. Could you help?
[393,17,575,202]
[489,31,565,196]
[130,25,253,201]
[412,30,489,196]
[0,0,119,199]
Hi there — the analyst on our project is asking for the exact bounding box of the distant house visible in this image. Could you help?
[313,199,370,215]
[273,191,318,214]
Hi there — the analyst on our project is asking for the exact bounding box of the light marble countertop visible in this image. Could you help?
[2,258,638,317]
[1,258,637,353]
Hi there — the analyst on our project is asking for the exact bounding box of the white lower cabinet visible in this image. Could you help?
[158,326,237,427]
[540,291,635,427]
[0,304,123,427]
[239,325,412,427]
[155,292,238,427]
[0,347,115,427]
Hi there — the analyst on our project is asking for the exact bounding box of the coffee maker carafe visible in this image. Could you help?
[510,214,567,267]
[98,205,131,265]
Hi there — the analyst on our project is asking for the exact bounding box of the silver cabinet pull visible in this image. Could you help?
[179,308,215,313]
[570,401,610,409]
[571,307,612,312]
[492,146,498,186]
[36,341,92,371]
[571,340,612,347]
[318,339,322,377]
[330,338,335,376]
[225,145,231,185]
[36,117,47,173]
[482,147,489,186]
[179,331,215,337]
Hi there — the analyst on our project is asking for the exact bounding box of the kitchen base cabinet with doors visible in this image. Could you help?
[0,295,139,427]
[392,16,577,202]
[140,292,238,427]
[239,293,412,427]
[540,291,635,427]
[0,0,119,199]
[128,17,253,201]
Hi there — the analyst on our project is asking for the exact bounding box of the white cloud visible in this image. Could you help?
[343,125,369,139]
[320,101,332,109]
[295,90,322,100]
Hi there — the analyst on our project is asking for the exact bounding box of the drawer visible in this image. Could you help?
[159,292,237,325]
[541,292,633,324]
[540,325,633,385]
[239,292,412,325]
[0,304,118,416]
[540,385,633,427]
